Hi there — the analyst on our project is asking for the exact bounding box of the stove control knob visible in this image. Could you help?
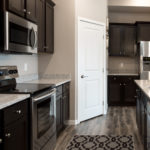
[0,71,4,76]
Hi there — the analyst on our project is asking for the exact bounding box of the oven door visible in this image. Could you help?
[32,89,56,150]
[5,11,37,54]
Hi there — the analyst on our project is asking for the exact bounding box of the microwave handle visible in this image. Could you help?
[30,28,37,48]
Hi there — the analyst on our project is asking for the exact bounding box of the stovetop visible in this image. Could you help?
[2,83,55,95]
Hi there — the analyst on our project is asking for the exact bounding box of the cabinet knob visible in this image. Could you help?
[134,96,137,98]
[113,77,116,80]
[0,139,2,144]
[16,110,22,114]
[5,133,11,138]
[27,11,31,15]
[120,83,122,86]
[124,83,126,86]
[23,9,27,12]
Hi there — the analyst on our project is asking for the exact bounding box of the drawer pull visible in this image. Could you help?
[0,139,2,144]
[5,133,11,138]
[16,110,22,114]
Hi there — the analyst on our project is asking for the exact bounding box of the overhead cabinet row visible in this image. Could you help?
[109,22,150,56]
[0,0,55,54]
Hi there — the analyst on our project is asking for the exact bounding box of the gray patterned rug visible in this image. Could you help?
[66,135,134,150]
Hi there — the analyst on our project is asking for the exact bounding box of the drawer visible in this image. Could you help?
[3,99,28,126]
[63,82,70,93]
[56,85,62,97]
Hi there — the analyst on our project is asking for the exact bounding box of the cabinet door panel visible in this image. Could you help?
[123,26,136,56]
[137,24,150,42]
[56,95,63,135]
[3,116,28,150]
[62,92,69,126]
[8,0,25,17]
[108,77,122,105]
[45,2,54,53]
[109,25,122,56]
[26,0,37,22]
[37,0,45,52]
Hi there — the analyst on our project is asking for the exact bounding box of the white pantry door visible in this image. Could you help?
[78,19,105,122]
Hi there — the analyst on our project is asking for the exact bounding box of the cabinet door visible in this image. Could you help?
[137,23,150,42]
[62,92,69,126]
[147,102,150,150]
[108,77,122,105]
[123,26,136,56]
[56,95,63,136]
[37,0,45,52]
[26,0,37,22]
[3,116,29,150]
[109,25,122,56]
[45,2,54,53]
[8,0,25,17]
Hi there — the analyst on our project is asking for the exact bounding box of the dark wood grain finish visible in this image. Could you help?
[55,107,143,150]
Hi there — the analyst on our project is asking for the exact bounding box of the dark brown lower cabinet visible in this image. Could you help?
[136,86,148,150]
[108,75,139,106]
[3,116,29,150]
[0,99,29,150]
[56,82,70,137]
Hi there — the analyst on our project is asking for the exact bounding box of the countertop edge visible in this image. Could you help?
[0,94,30,110]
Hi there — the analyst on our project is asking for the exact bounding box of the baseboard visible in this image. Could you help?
[66,120,80,125]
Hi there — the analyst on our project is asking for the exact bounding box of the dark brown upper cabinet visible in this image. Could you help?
[109,24,136,57]
[37,0,55,54]
[4,0,37,22]
[136,22,150,42]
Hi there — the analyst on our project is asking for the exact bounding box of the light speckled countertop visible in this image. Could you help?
[26,78,71,86]
[135,80,150,98]
[0,94,30,109]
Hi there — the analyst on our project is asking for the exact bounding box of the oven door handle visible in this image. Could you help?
[33,89,56,102]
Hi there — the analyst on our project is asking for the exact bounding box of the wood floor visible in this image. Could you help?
[55,107,143,150]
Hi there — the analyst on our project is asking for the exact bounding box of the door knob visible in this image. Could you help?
[81,75,88,78]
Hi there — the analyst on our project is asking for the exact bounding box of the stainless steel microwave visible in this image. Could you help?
[0,11,37,54]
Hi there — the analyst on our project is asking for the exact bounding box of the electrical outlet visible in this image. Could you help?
[24,63,28,72]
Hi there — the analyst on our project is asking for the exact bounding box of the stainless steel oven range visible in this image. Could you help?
[0,66,56,150]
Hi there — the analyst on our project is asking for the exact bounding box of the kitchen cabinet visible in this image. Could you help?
[37,0,55,53]
[109,24,136,57]
[147,101,150,150]
[26,0,37,22]
[7,0,25,17]
[0,99,29,150]
[56,82,70,137]
[7,0,37,22]
[137,22,150,42]
[108,75,139,106]
[136,87,148,150]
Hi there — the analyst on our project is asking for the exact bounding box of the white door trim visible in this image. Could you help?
[75,17,107,124]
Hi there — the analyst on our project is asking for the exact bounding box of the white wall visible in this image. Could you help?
[108,0,150,7]
[0,54,38,76]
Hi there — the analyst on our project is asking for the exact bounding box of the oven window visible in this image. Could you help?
[37,98,54,138]
[9,22,29,46]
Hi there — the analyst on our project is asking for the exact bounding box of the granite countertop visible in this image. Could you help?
[0,94,30,110]
[135,80,150,98]
[26,78,71,86]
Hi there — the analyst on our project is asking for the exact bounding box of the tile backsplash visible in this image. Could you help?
[108,56,139,74]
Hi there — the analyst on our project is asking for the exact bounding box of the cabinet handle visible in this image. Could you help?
[124,83,126,86]
[44,46,48,49]
[5,133,11,138]
[134,96,137,98]
[0,139,2,144]
[120,83,122,86]
[16,110,22,114]
[23,9,27,12]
